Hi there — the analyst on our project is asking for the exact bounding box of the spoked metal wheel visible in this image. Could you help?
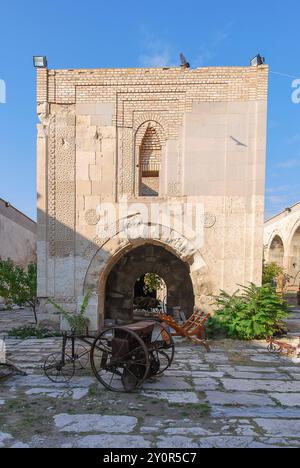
[150,322,175,375]
[66,343,90,370]
[90,327,150,392]
[43,353,75,383]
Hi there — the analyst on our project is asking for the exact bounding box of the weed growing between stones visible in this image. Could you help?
[7,326,61,339]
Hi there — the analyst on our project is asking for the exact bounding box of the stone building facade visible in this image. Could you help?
[264,202,300,289]
[0,198,36,266]
[36,64,269,329]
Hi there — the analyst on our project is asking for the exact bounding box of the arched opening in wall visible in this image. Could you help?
[268,235,284,267]
[289,225,300,280]
[133,273,167,319]
[139,125,161,196]
[104,243,194,324]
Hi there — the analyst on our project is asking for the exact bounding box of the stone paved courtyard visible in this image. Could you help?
[0,305,300,449]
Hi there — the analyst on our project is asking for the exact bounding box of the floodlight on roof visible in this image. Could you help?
[250,54,265,67]
[33,56,47,68]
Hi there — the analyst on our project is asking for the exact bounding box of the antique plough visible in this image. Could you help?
[267,336,300,358]
[158,309,211,351]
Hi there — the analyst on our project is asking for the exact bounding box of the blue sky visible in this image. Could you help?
[0,0,299,220]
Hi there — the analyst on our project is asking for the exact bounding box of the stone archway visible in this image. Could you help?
[288,224,300,280]
[104,243,194,322]
[268,235,285,267]
[83,223,211,329]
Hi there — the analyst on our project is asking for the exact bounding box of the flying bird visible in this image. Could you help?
[180,53,190,69]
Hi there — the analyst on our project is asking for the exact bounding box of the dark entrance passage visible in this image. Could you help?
[104,244,194,323]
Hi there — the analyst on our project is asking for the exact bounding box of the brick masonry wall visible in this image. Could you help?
[37,66,268,106]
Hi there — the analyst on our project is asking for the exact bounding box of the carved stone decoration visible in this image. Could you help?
[54,106,76,256]
[85,209,100,226]
[121,128,134,197]
[48,114,56,256]
[167,182,180,196]
[203,212,217,229]
[83,236,107,261]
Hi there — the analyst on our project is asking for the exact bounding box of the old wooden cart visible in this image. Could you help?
[43,320,175,392]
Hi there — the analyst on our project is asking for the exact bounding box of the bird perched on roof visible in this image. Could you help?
[180,53,190,69]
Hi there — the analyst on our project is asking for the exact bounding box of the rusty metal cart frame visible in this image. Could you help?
[158,309,211,351]
[267,336,300,358]
[43,321,175,392]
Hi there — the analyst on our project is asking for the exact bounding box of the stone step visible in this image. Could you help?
[286,323,300,331]
[287,333,300,339]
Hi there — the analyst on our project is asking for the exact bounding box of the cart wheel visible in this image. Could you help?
[66,343,90,370]
[90,327,150,392]
[43,353,75,383]
[150,322,175,375]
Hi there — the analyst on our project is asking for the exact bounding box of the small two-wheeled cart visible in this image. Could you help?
[43,320,175,392]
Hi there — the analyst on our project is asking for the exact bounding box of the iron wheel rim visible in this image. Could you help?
[90,326,150,392]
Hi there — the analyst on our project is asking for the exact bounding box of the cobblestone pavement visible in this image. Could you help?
[0,308,36,334]
[1,306,300,448]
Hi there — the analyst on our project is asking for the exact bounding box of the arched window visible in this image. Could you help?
[269,235,284,267]
[139,125,161,196]
[290,225,300,273]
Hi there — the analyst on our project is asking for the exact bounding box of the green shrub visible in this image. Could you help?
[205,316,227,339]
[7,326,61,340]
[48,291,91,334]
[262,262,292,292]
[0,260,38,323]
[143,273,163,294]
[262,261,284,285]
[207,283,288,340]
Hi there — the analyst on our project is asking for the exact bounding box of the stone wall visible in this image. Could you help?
[36,65,268,329]
[0,199,36,267]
